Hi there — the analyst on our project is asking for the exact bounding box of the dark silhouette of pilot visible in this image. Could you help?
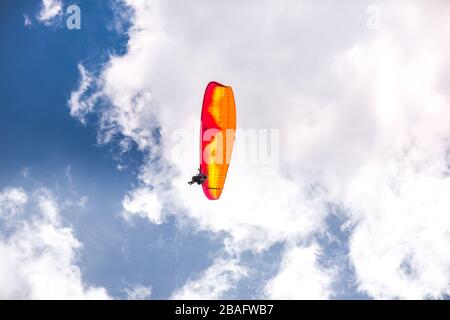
[188,168,207,185]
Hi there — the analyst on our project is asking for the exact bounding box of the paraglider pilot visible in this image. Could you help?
[188,168,207,185]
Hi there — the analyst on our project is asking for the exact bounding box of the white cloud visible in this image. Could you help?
[265,244,333,299]
[0,186,110,299]
[69,0,330,250]
[171,258,246,299]
[37,0,62,24]
[122,187,163,224]
[325,4,450,299]
[124,284,152,300]
[69,0,450,299]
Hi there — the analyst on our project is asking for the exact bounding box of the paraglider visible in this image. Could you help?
[188,81,236,200]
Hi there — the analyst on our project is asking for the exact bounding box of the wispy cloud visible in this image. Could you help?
[171,258,246,299]
[0,187,28,221]
[23,14,32,27]
[122,187,163,224]
[124,284,152,300]
[37,0,62,24]
[68,64,99,124]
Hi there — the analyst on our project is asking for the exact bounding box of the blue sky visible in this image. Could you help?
[0,0,224,299]
[1,0,450,300]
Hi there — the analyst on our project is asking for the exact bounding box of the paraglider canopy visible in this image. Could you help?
[190,81,236,200]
